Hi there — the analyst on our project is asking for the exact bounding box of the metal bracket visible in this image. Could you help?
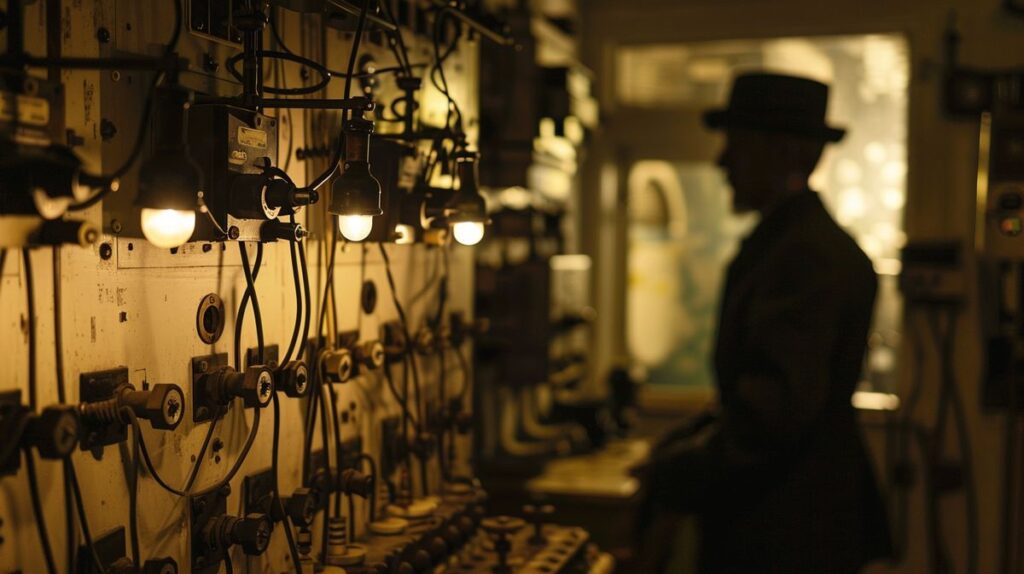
[246,344,280,370]
[78,367,130,451]
[0,390,26,476]
[191,353,229,423]
[77,527,129,574]
[243,468,276,518]
[189,487,230,574]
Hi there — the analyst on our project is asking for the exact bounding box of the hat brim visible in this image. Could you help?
[703,109,846,143]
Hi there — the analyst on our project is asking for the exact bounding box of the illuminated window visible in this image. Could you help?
[620,35,908,393]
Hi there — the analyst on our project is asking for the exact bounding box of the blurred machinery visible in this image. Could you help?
[0,1,611,573]
[887,20,1024,574]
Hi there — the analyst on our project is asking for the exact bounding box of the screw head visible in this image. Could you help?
[293,364,309,396]
[257,371,273,405]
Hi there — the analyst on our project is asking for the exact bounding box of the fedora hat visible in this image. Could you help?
[703,72,846,142]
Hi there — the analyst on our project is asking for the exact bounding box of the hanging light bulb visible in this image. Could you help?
[451,221,485,246]
[135,84,201,248]
[338,214,374,242]
[445,151,489,246]
[329,115,382,242]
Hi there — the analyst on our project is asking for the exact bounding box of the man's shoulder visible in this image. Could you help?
[776,202,876,279]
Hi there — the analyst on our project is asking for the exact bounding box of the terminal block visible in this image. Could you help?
[191,353,274,422]
[0,390,80,476]
[78,368,185,449]
[191,485,272,574]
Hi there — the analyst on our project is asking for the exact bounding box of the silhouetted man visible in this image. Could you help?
[640,73,891,574]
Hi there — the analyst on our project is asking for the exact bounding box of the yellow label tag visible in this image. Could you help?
[228,149,248,166]
[0,93,51,127]
[237,126,267,149]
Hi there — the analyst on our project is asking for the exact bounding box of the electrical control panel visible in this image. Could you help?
[0,1,607,573]
[982,112,1024,260]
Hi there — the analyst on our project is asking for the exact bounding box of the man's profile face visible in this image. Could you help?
[716,128,778,214]
[715,128,824,214]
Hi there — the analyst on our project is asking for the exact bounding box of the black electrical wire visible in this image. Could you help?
[316,373,333,557]
[239,242,265,364]
[299,0,372,193]
[329,236,342,354]
[69,0,184,210]
[225,50,332,96]
[234,243,265,370]
[301,370,320,484]
[376,0,412,75]
[268,5,408,80]
[66,459,105,574]
[347,493,357,544]
[890,310,928,561]
[454,346,472,403]
[223,554,234,574]
[356,452,378,522]
[121,408,142,569]
[377,243,427,491]
[430,11,464,137]
[131,406,263,500]
[929,308,979,574]
[326,382,345,517]
[378,244,424,426]
[356,244,367,333]
[23,249,37,410]
[133,416,216,498]
[400,354,414,492]
[916,423,947,574]
[382,357,418,429]
[298,239,312,361]
[52,247,79,574]
[315,246,339,349]
[282,232,304,366]
[190,414,263,497]
[17,255,57,574]
[434,249,450,478]
[0,249,6,301]
[24,448,57,574]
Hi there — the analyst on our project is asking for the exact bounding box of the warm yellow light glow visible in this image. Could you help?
[394,224,415,245]
[851,391,900,411]
[140,208,195,248]
[452,221,485,246]
[338,214,374,242]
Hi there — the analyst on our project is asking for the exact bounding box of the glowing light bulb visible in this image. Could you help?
[338,214,374,242]
[452,221,485,246]
[140,208,196,248]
